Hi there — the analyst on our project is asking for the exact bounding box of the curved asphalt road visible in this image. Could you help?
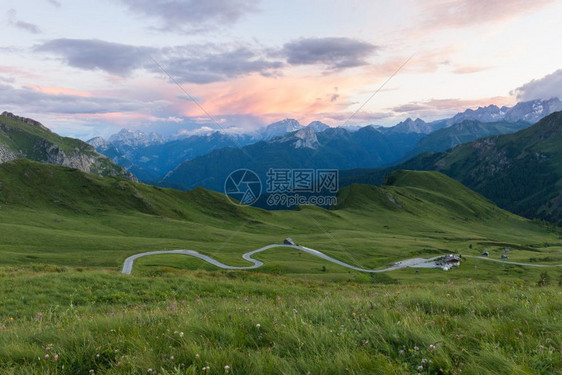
[122,245,562,275]
[123,244,559,275]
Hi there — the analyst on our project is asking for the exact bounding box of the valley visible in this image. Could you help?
[2,115,562,374]
[343,111,562,224]
[3,3,562,371]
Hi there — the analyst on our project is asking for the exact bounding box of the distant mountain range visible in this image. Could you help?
[379,117,441,134]
[3,96,557,223]
[89,98,562,185]
[89,130,256,181]
[0,111,133,180]
[405,120,530,156]
[87,119,334,181]
[438,97,562,125]
[157,99,561,191]
[2,101,562,225]
[160,125,425,191]
[342,110,562,224]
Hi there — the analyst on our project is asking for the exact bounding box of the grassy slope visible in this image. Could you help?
[432,112,562,222]
[0,115,95,156]
[0,114,128,178]
[1,162,562,374]
[1,160,560,282]
[342,111,562,224]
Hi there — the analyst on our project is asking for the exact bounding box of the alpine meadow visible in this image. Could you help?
[2,1,562,374]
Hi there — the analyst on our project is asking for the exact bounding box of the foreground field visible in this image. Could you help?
[1,268,561,374]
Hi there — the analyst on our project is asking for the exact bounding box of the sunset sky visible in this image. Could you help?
[2,0,562,139]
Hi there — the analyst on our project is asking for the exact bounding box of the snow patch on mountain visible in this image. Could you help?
[260,119,304,140]
[381,118,434,134]
[444,98,562,126]
[273,126,320,149]
[306,121,330,133]
[86,136,108,150]
[108,128,164,147]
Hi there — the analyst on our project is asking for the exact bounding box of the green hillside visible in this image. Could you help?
[343,111,562,224]
[0,112,132,179]
[412,111,562,223]
[407,119,530,156]
[0,159,250,220]
[1,160,560,281]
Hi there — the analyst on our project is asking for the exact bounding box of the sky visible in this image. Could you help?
[2,0,562,139]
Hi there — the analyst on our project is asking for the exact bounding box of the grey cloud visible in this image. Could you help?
[161,46,284,84]
[0,76,15,84]
[282,37,378,70]
[47,0,61,7]
[35,39,155,76]
[513,69,562,101]
[7,9,41,34]
[321,111,393,123]
[0,84,150,114]
[36,37,375,85]
[118,0,259,31]
[36,39,283,83]
[329,87,339,102]
[392,103,428,113]
[12,20,41,34]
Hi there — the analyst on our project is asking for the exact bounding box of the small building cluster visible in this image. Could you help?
[436,254,462,271]
[482,248,511,259]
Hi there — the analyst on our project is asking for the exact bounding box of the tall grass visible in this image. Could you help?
[1,268,560,374]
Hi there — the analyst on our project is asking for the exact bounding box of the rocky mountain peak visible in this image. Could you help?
[446,98,562,126]
[306,121,330,133]
[260,119,304,140]
[87,136,108,149]
[387,117,432,134]
[504,98,562,123]
[108,128,164,147]
[273,126,320,149]
[293,127,320,149]
[0,113,135,181]
[1,111,51,132]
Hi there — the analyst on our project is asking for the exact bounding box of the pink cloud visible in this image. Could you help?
[452,65,492,74]
[172,73,358,122]
[389,96,515,120]
[419,0,558,29]
[0,65,40,80]
[29,85,92,97]
[73,112,172,124]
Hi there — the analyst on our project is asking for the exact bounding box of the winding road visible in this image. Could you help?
[121,244,562,275]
